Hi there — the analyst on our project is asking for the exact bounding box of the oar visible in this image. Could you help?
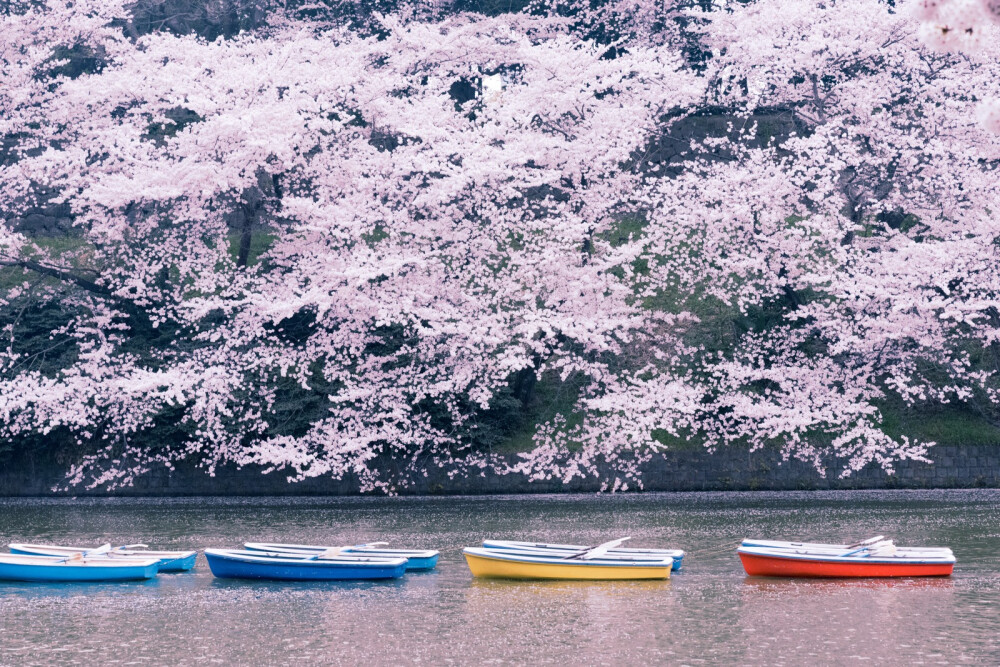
[55,544,111,563]
[310,543,391,559]
[104,543,149,557]
[865,541,898,557]
[59,543,113,562]
[564,537,632,561]
[845,536,885,549]
[307,548,401,564]
[839,540,893,557]
[308,547,346,560]
[256,550,337,561]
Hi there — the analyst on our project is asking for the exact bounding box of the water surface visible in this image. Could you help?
[1,490,998,665]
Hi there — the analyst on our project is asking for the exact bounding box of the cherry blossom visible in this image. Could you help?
[1,0,998,490]
[910,0,1000,131]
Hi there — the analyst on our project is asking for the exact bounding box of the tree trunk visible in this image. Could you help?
[236,186,264,268]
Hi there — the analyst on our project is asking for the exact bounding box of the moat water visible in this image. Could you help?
[1,490,998,665]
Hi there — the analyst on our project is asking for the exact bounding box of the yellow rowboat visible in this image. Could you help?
[463,547,672,580]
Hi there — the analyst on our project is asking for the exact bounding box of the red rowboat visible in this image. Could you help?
[738,545,955,578]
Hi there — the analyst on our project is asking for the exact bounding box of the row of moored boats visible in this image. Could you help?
[0,535,955,582]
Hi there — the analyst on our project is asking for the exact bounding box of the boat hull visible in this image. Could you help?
[155,553,198,572]
[205,550,407,581]
[345,549,438,571]
[738,552,955,578]
[481,540,684,571]
[9,544,197,572]
[0,556,159,582]
[464,550,671,580]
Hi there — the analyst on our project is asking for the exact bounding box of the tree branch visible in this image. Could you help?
[0,258,111,296]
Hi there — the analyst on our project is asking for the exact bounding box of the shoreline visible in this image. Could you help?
[2,442,998,497]
[2,488,996,502]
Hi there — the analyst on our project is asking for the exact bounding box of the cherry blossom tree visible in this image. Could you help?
[554,0,1000,478]
[1,0,998,491]
[1,0,703,489]
[912,0,1000,50]
[910,0,1000,131]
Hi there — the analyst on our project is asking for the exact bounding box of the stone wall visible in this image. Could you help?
[1,443,998,496]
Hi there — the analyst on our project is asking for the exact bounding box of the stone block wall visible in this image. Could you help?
[1,443,999,496]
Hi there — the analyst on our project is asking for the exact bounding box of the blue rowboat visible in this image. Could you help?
[9,543,197,572]
[481,540,685,571]
[243,542,439,571]
[204,549,408,581]
[0,553,159,582]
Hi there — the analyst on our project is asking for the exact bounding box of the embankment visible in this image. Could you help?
[1,443,998,496]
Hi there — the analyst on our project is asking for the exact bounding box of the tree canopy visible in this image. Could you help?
[1,0,998,490]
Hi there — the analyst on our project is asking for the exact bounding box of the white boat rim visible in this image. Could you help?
[0,553,160,567]
[205,549,408,567]
[482,540,684,557]
[243,542,438,558]
[740,538,951,553]
[9,543,196,558]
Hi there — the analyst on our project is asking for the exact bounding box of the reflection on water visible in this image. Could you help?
[736,575,962,663]
[0,490,998,665]
[465,577,672,594]
[740,575,957,592]
[0,576,165,598]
